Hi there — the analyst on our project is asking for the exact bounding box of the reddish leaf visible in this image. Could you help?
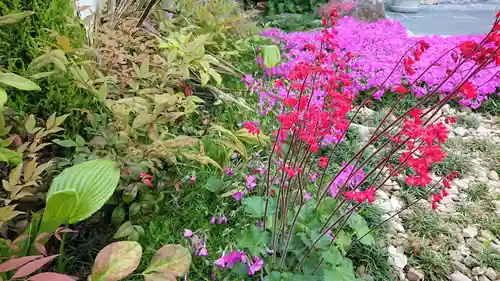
[55,227,77,241]
[11,255,58,279]
[28,272,76,281]
[91,241,142,281]
[0,255,42,273]
[35,233,52,256]
[12,234,31,246]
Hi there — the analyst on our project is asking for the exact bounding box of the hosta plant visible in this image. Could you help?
[40,159,120,233]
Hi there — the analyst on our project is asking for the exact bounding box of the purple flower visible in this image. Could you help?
[211,216,216,224]
[246,175,256,189]
[304,193,312,200]
[248,256,264,275]
[224,167,233,177]
[199,247,208,256]
[214,251,246,269]
[217,216,228,224]
[183,229,193,238]
[257,167,265,175]
[232,191,244,201]
[255,152,261,158]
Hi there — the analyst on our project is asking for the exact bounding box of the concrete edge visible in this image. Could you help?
[416,3,500,11]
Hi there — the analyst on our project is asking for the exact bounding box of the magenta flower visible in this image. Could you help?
[232,191,244,201]
[217,215,228,224]
[199,247,208,256]
[257,167,265,174]
[246,175,256,189]
[304,193,312,200]
[214,251,246,269]
[224,167,233,177]
[183,229,193,238]
[211,216,216,224]
[190,175,196,185]
[248,256,264,275]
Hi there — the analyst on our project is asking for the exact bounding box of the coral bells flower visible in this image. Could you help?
[318,157,329,168]
[139,172,153,188]
[243,121,260,135]
[343,186,375,204]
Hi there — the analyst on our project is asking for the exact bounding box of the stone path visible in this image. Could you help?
[386,8,498,35]
[352,104,500,281]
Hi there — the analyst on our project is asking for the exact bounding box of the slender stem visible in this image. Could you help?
[56,232,67,273]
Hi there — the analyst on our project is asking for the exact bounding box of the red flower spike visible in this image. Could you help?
[395,85,407,94]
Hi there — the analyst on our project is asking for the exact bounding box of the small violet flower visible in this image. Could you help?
[190,175,196,185]
[257,167,265,174]
[246,175,256,189]
[199,247,208,256]
[232,191,244,201]
[214,250,246,269]
[217,216,228,224]
[304,193,312,200]
[211,216,216,224]
[224,167,233,177]
[248,256,264,275]
[183,229,193,238]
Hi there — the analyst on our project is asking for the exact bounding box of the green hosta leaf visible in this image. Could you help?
[0,73,41,91]
[143,245,191,279]
[261,45,281,68]
[205,176,223,193]
[243,196,275,218]
[39,190,78,234]
[236,226,270,256]
[0,88,7,108]
[0,148,22,165]
[91,241,142,281]
[40,160,120,232]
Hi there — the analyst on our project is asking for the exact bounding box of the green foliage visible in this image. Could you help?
[236,196,375,280]
[40,160,120,233]
[0,1,105,136]
[266,0,327,15]
[263,13,322,32]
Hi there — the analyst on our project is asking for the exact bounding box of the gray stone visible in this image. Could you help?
[451,271,473,281]
[390,196,403,212]
[466,238,484,252]
[454,261,470,273]
[488,170,499,181]
[388,220,405,233]
[478,276,490,281]
[463,226,478,238]
[485,268,497,280]
[376,190,390,200]
[375,199,392,214]
[472,267,486,276]
[463,256,479,268]
[388,245,408,269]
[406,267,424,281]
[459,106,472,113]
[454,126,468,136]
[351,0,386,22]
